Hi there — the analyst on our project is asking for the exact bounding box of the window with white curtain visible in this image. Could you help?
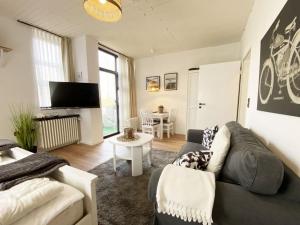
[118,55,130,130]
[32,28,65,108]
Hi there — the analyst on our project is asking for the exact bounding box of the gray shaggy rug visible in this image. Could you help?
[89,149,177,225]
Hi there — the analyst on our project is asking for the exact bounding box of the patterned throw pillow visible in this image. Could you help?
[173,151,209,170]
[202,149,214,162]
[202,126,219,149]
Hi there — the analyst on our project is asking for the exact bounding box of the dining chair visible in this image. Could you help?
[140,112,160,137]
[163,109,176,138]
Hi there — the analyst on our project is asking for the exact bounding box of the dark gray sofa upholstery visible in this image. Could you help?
[148,122,300,225]
[186,129,204,144]
[221,122,284,195]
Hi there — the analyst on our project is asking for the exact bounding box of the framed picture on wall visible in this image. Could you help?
[146,76,160,92]
[257,0,300,117]
[164,73,178,90]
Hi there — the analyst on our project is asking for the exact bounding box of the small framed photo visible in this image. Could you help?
[146,76,160,91]
[164,73,178,90]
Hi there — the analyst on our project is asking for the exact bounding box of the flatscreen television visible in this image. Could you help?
[49,81,100,108]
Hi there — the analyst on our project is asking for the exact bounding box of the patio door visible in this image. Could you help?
[98,49,120,138]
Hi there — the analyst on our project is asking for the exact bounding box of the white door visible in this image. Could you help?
[187,61,241,131]
[187,69,201,130]
[238,51,251,127]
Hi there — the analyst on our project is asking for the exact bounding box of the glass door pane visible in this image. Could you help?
[100,71,119,137]
[98,50,116,71]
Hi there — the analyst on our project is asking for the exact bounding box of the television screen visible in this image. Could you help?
[49,82,100,108]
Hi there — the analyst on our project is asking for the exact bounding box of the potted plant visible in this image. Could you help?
[11,106,37,153]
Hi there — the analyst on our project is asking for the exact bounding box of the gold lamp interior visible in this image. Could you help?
[83,0,122,22]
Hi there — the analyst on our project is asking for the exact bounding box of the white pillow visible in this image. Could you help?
[0,178,64,225]
[207,125,231,176]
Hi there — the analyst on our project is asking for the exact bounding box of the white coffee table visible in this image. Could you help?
[108,133,154,176]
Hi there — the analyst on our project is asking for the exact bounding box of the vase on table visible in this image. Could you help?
[158,105,164,113]
[124,128,135,139]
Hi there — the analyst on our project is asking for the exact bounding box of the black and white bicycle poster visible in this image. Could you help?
[258,0,300,117]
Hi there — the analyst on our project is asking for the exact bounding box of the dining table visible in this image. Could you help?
[151,112,169,139]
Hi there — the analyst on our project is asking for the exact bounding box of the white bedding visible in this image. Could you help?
[48,199,83,225]
[11,181,84,225]
[0,156,16,165]
[0,178,64,225]
[0,157,85,225]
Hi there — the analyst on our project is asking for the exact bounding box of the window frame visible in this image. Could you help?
[98,47,120,138]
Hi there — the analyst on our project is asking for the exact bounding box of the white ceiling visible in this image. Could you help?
[0,0,254,58]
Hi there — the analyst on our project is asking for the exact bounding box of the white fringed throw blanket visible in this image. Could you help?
[156,164,216,225]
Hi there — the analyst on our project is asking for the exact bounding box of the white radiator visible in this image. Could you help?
[36,115,80,151]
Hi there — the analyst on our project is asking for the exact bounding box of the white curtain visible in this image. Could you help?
[118,55,131,130]
[32,28,65,108]
[62,37,75,82]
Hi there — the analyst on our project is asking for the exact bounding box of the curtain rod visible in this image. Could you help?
[98,42,130,59]
[17,20,64,38]
[17,20,131,58]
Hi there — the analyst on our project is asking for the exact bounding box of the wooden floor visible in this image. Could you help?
[50,134,185,171]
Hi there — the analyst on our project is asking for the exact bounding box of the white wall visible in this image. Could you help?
[135,43,241,134]
[72,36,103,145]
[0,16,38,140]
[241,0,300,176]
[0,16,103,145]
[0,16,77,140]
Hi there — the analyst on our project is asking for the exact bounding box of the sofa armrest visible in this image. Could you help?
[148,168,164,202]
[187,129,204,144]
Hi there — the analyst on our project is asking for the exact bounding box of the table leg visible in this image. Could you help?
[160,116,163,139]
[131,146,143,176]
[113,144,117,172]
[147,141,152,166]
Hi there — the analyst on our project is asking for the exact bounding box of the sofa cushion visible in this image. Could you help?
[221,121,284,195]
[212,181,300,225]
[277,165,300,203]
[187,129,204,144]
[149,168,300,225]
[179,142,208,155]
[202,125,219,149]
[173,151,209,170]
[226,149,284,195]
[207,125,231,177]
[179,142,211,162]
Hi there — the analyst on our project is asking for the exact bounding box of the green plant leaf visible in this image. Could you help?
[10,105,37,151]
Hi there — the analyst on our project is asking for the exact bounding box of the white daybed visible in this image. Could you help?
[0,147,98,225]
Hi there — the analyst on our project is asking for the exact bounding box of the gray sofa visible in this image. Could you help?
[148,122,300,225]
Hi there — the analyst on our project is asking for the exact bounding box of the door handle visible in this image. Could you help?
[199,103,206,109]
